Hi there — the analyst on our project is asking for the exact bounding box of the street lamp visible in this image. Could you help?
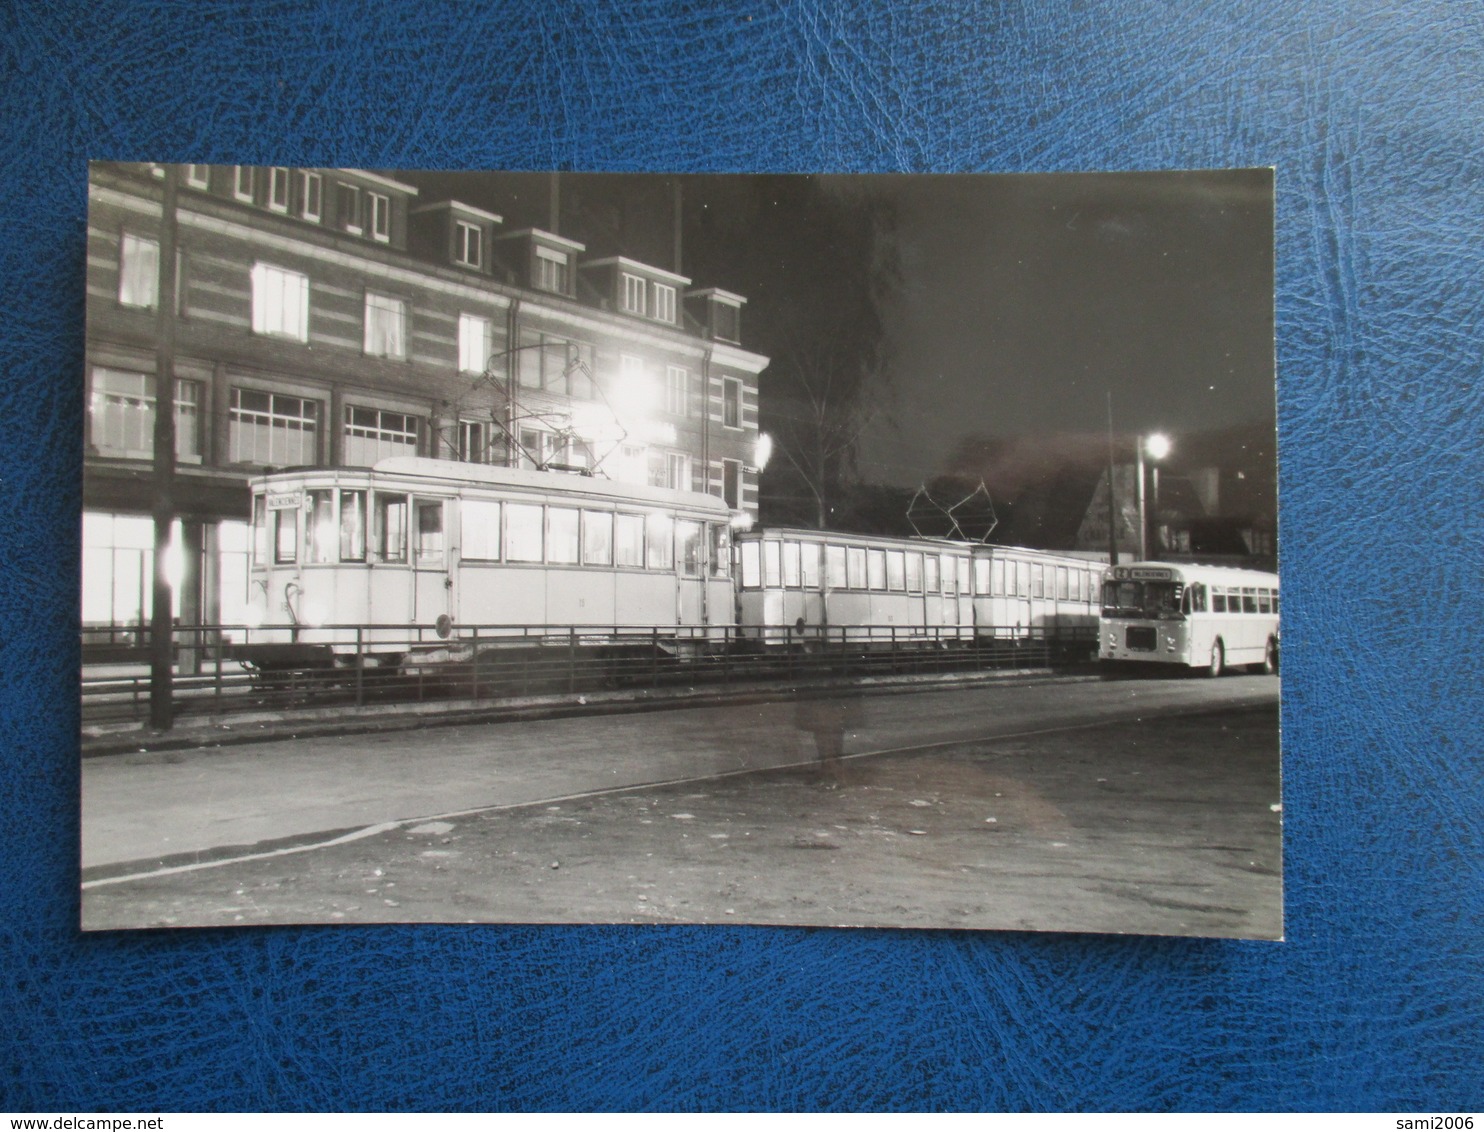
[1140,432,1172,560]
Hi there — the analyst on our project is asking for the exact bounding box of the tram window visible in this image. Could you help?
[415,501,444,566]
[867,549,886,591]
[1057,567,1069,600]
[987,558,1001,596]
[1031,564,1044,599]
[678,520,703,577]
[1016,561,1031,598]
[339,490,366,561]
[646,512,674,570]
[740,540,761,588]
[710,524,730,577]
[251,495,268,566]
[763,541,781,587]
[924,553,939,592]
[958,558,970,595]
[376,495,407,563]
[1242,588,1258,613]
[274,508,297,564]
[1069,570,1081,602]
[583,510,613,566]
[886,550,905,591]
[306,490,335,564]
[846,546,866,590]
[905,552,921,593]
[801,542,821,589]
[826,545,847,589]
[615,514,644,567]
[460,499,500,561]
[506,502,543,563]
[547,507,579,565]
[947,555,962,595]
[779,541,798,587]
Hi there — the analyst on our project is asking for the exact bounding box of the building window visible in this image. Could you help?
[185,165,210,190]
[713,300,740,343]
[336,183,362,234]
[517,427,551,470]
[665,366,688,416]
[81,512,168,629]
[722,377,742,429]
[518,330,593,397]
[118,232,160,309]
[653,283,676,324]
[458,313,491,374]
[229,389,320,465]
[454,220,482,267]
[622,272,647,315]
[300,171,322,222]
[368,192,391,242]
[233,166,254,202]
[249,263,309,342]
[535,246,568,294]
[344,405,418,466]
[648,451,688,491]
[268,167,290,212]
[457,419,490,464]
[363,292,406,359]
[88,369,200,462]
[722,458,742,509]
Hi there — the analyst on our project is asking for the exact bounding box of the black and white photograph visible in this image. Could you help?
[80,165,1280,938]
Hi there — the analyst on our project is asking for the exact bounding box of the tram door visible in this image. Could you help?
[411,498,450,629]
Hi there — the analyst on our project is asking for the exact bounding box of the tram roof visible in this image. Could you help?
[251,457,733,517]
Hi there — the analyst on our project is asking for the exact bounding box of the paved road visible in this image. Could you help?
[82,673,1279,870]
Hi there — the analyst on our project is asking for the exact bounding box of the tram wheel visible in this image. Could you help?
[1207,640,1225,678]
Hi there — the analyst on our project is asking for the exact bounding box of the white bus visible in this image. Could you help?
[1099,561,1279,676]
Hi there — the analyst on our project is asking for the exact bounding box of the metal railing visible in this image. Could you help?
[80,622,1098,725]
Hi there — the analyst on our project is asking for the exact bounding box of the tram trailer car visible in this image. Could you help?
[1099,561,1280,676]
[733,530,1102,653]
[236,457,737,677]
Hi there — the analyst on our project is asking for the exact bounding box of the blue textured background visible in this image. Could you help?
[2,0,1479,1112]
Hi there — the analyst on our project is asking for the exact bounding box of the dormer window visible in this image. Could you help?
[336,183,362,234]
[653,283,677,324]
[300,171,322,222]
[233,166,255,203]
[368,191,391,242]
[622,272,647,316]
[713,300,741,343]
[268,167,291,212]
[535,246,568,294]
[455,220,482,268]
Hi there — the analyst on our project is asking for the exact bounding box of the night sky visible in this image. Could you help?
[402,168,1276,488]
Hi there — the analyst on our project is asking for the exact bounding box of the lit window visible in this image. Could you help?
[228,389,320,465]
[615,514,644,567]
[535,246,568,293]
[646,511,674,570]
[665,366,688,416]
[339,490,366,561]
[548,508,580,565]
[368,192,391,242]
[653,283,676,323]
[363,292,406,358]
[460,499,501,560]
[722,377,742,429]
[458,313,491,374]
[582,511,613,566]
[118,233,159,309]
[455,220,482,267]
[887,550,905,591]
[376,494,407,562]
[185,165,210,189]
[678,520,703,577]
[506,503,544,563]
[233,166,254,202]
[826,545,847,589]
[520,330,593,396]
[336,183,361,234]
[415,500,443,565]
[622,272,646,315]
[88,369,200,461]
[249,263,309,342]
[343,405,418,465]
[300,171,322,221]
[268,167,290,212]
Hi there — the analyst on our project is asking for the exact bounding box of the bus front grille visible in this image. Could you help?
[1124,626,1157,651]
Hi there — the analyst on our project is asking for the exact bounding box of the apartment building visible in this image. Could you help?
[83,163,767,633]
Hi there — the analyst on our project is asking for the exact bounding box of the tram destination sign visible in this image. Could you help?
[266,491,302,511]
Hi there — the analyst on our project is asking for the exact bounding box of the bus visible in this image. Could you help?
[1099,561,1279,676]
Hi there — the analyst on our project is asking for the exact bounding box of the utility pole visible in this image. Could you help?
[148,165,181,731]
[1105,391,1118,568]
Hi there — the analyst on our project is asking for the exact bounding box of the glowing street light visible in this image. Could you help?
[754,432,773,473]
[1139,432,1173,560]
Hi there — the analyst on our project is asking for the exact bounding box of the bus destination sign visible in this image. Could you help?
[1117,567,1174,581]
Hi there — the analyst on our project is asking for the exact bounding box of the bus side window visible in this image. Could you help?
[1243,587,1258,613]
[1212,589,1226,613]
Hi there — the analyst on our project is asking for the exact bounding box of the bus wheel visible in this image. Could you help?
[1207,640,1225,678]
[1260,637,1279,675]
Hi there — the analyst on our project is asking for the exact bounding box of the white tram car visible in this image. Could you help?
[733,529,1103,647]
[240,457,736,668]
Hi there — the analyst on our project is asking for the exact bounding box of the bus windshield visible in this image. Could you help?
[1102,579,1184,620]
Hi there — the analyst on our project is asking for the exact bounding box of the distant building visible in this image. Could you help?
[84,163,768,635]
